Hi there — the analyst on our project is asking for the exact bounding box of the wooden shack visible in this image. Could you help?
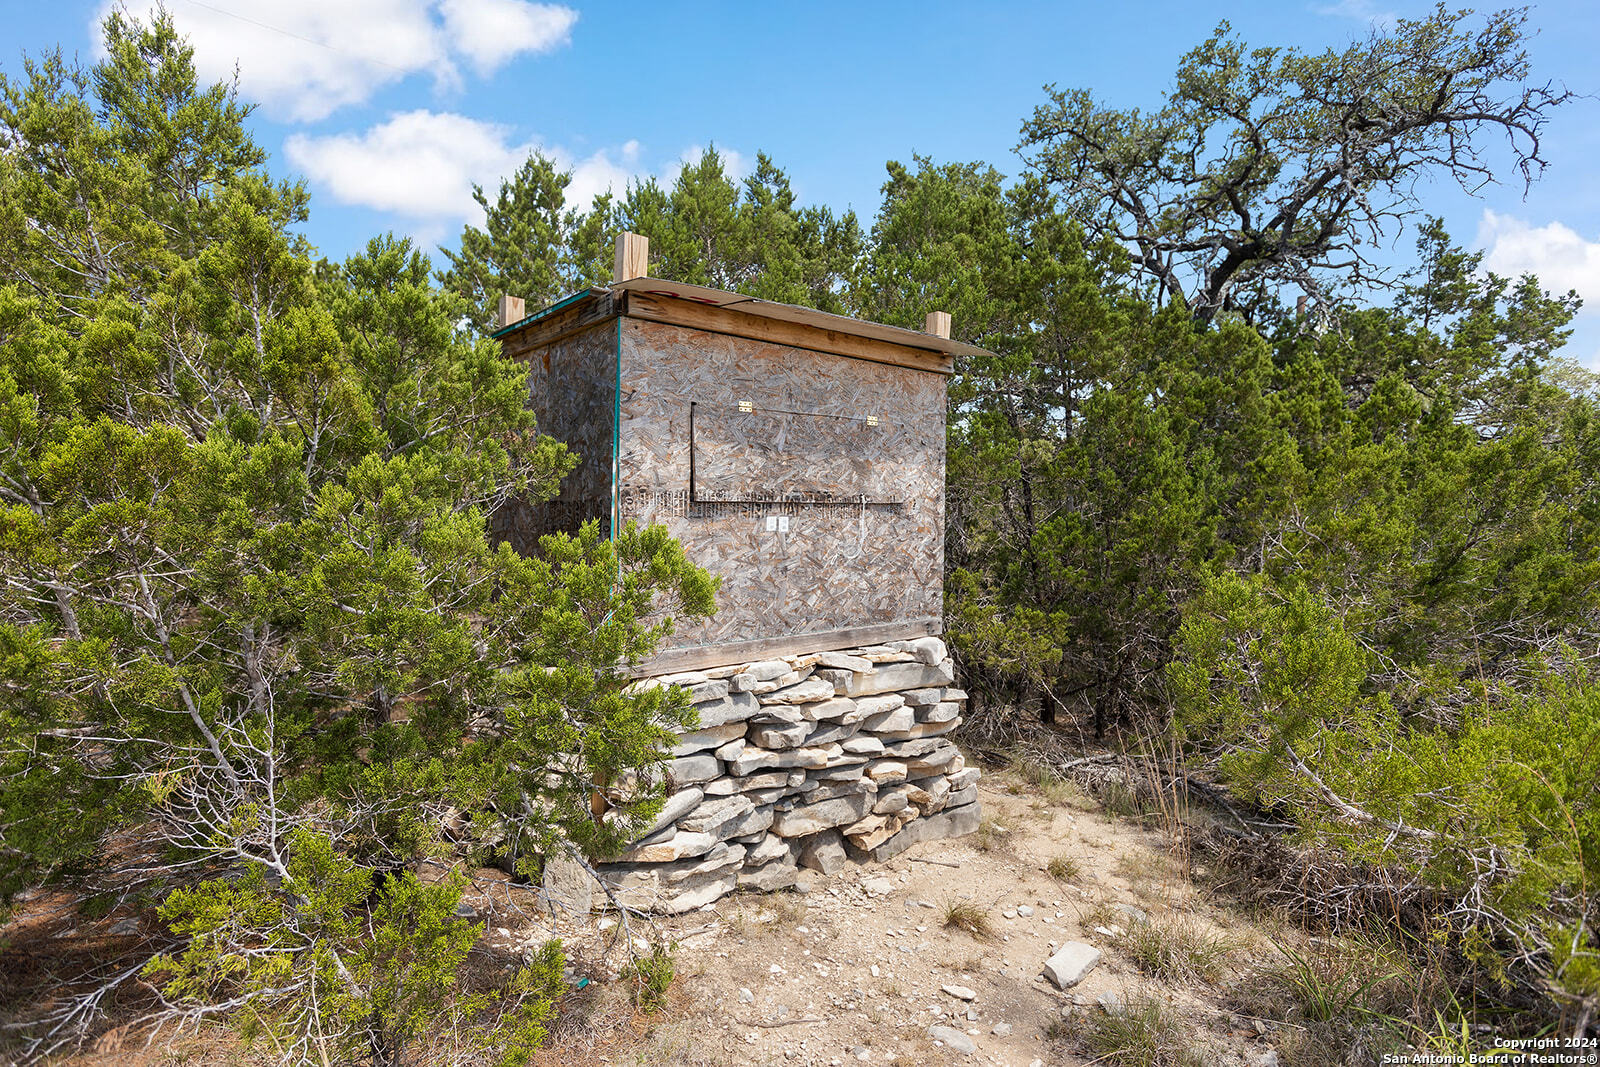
[492,234,987,674]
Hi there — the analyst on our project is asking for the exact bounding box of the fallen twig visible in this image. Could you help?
[735,1016,826,1028]
[909,857,960,868]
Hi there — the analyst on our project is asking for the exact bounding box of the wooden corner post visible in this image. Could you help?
[614,231,649,283]
[924,310,952,339]
[497,294,525,330]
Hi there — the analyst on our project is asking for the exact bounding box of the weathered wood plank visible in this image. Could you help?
[631,619,943,676]
[501,291,623,356]
[614,232,649,282]
[624,292,954,375]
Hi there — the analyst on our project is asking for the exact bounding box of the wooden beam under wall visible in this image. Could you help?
[631,618,943,677]
[500,291,623,358]
[624,292,955,376]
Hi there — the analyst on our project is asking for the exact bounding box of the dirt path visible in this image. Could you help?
[10,767,1288,1066]
[530,770,1283,1067]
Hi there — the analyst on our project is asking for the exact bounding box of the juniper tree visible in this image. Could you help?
[0,13,714,1061]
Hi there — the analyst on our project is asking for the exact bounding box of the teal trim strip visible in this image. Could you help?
[488,288,597,339]
[611,316,622,542]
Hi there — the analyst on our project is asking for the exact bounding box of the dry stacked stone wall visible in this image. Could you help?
[599,637,980,913]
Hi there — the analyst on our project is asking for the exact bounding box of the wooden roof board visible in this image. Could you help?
[492,278,994,374]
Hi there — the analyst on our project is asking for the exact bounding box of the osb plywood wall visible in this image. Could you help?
[490,320,616,550]
[617,319,945,653]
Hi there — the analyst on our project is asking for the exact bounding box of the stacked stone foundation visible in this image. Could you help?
[596,638,980,913]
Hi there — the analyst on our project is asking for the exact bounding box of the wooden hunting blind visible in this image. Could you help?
[491,233,988,674]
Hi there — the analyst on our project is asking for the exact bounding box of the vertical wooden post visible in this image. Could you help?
[614,231,649,282]
[497,294,525,330]
[924,310,952,339]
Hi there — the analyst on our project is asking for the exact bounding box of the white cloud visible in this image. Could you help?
[670,144,748,183]
[286,110,524,218]
[93,0,578,122]
[286,113,701,227]
[436,0,576,74]
[1314,0,1398,28]
[567,140,638,209]
[1476,209,1600,311]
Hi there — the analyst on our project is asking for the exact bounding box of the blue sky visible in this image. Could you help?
[8,0,1600,364]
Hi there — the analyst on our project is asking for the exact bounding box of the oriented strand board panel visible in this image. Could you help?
[490,320,616,551]
[690,401,902,503]
[618,319,945,654]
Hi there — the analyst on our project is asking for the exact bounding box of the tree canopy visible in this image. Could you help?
[1,14,714,1061]
[1018,5,1571,322]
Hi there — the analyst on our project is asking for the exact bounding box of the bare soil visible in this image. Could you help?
[527,768,1286,1067]
[4,766,1294,1067]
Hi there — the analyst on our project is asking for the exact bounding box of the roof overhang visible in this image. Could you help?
[491,278,992,375]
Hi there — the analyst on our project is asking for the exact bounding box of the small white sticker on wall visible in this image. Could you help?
[765,516,778,532]
[778,516,790,532]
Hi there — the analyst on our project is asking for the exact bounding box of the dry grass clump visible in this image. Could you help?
[1060,989,1208,1067]
[1046,853,1082,882]
[972,816,1012,852]
[940,898,994,940]
[1119,916,1232,984]
[1229,936,1427,1066]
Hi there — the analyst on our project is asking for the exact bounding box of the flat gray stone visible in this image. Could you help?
[742,659,791,682]
[910,637,948,665]
[745,833,794,866]
[728,744,840,776]
[804,779,874,803]
[620,829,719,863]
[862,705,914,733]
[948,767,981,791]
[801,697,863,723]
[817,650,873,672]
[873,789,910,815]
[639,787,704,836]
[841,660,953,697]
[761,677,836,704]
[798,829,848,874]
[904,744,960,778]
[1043,942,1102,990]
[726,803,775,838]
[881,737,942,758]
[738,860,798,892]
[669,721,746,756]
[736,770,790,791]
[927,1025,975,1055]
[841,735,884,756]
[771,793,873,837]
[749,721,811,749]
[540,856,598,916]
[806,720,862,746]
[662,842,745,883]
[694,691,761,728]
[666,753,722,786]
[677,794,755,836]
[684,679,729,703]
[845,800,980,862]
[853,694,906,718]
[946,784,978,809]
